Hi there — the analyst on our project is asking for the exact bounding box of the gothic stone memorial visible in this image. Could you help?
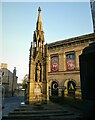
[25,7,48,104]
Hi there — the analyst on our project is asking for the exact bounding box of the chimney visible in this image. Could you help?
[1,63,8,69]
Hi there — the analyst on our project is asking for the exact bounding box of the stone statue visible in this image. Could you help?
[37,63,41,82]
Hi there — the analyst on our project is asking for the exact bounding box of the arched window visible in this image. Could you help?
[66,52,76,71]
[51,55,59,72]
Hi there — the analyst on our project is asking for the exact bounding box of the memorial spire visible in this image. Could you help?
[36,6,43,31]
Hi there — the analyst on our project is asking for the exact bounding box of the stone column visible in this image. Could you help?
[45,44,49,102]
[58,87,62,96]
[48,55,51,72]
[30,61,35,82]
[29,61,36,103]
[75,50,82,70]
[41,64,43,82]
[59,53,64,71]
[63,53,66,71]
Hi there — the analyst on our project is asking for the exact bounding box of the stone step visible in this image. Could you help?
[8,112,74,116]
[18,107,56,110]
[10,110,68,114]
[2,115,81,120]
[14,109,68,114]
[2,103,82,120]
[2,118,81,120]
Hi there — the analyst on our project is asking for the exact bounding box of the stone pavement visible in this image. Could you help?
[2,96,24,117]
[1,97,83,120]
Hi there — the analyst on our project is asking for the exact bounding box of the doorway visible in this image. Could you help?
[51,81,58,96]
[67,81,76,96]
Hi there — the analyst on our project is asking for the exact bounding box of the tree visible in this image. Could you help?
[22,74,28,89]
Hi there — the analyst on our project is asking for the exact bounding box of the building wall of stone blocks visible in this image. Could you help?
[47,33,95,98]
[0,64,17,97]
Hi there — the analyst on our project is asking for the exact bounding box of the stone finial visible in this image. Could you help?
[38,7,41,12]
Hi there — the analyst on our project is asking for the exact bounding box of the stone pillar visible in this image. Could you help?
[29,62,35,82]
[48,87,51,96]
[29,62,35,103]
[58,87,62,96]
[75,50,82,70]
[59,53,64,71]
[46,82,49,101]
[48,55,51,72]
[63,53,66,71]
[41,64,43,82]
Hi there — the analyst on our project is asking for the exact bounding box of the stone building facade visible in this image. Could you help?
[26,7,95,103]
[0,63,18,97]
[47,33,95,98]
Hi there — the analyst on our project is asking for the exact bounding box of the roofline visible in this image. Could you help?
[48,33,95,47]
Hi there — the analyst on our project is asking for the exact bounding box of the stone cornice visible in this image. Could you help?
[48,33,95,49]
[48,70,80,75]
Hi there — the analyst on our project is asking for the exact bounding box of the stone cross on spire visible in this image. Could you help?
[38,6,41,12]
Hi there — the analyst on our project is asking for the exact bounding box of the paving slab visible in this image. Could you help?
[1,97,83,120]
